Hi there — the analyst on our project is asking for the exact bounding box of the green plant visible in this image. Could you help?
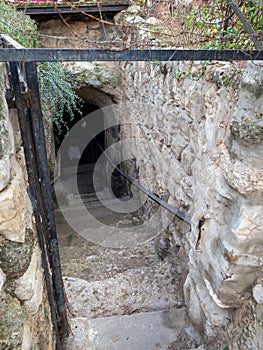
[0,3,82,136]
[151,61,162,66]
[135,0,144,6]
[185,0,263,50]
[38,62,83,135]
[0,2,38,48]
[173,61,208,82]
[173,71,184,81]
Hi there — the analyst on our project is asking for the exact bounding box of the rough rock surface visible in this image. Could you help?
[38,15,119,49]
[55,194,199,350]
[120,60,263,349]
[0,64,54,349]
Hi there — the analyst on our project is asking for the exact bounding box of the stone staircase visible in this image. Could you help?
[64,309,201,350]
[55,179,202,349]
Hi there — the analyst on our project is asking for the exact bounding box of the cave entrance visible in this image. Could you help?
[54,87,128,200]
[77,102,105,195]
[54,100,106,195]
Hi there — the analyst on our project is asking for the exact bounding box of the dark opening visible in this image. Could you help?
[77,104,105,194]
[79,111,104,165]
[54,98,128,201]
[54,101,105,194]
[54,102,100,153]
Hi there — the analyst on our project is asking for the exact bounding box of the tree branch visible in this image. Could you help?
[224,0,262,50]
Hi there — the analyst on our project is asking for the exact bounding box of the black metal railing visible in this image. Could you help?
[96,143,191,225]
[1,34,69,349]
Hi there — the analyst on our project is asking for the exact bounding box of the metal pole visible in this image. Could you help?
[9,61,63,349]
[24,61,70,340]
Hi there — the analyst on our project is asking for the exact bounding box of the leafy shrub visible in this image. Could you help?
[0,2,82,133]
[0,2,38,47]
[38,62,82,135]
[184,0,263,49]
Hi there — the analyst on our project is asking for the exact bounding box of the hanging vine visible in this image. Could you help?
[37,62,83,135]
[0,2,82,133]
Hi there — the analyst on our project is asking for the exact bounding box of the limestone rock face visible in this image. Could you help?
[0,267,5,293]
[120,60,263,349]
[0,63,54,349]
[15,246,44,315]
[0,163,31,243]
[0,159,10,192]
[69,62,121,102]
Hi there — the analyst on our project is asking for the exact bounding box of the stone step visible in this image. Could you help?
[64,308,201,350]
[59,239,158,281]
[63,188,131,208]
[56,197,132,213]
[63,262,185,319]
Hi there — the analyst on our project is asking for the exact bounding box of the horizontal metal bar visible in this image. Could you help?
[118,167,192,225]
[19,5,128,15]
[130,176,192,225]
[96,143,191,225]
[0,48,262,62]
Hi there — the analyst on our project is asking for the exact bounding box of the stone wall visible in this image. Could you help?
[37,14,120,48]
[120,60,263,349]
[0,64,54,349]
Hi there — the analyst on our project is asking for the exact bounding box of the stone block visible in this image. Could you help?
[0,267,5,294]
[184,275,205,333]
[221,145,263,194]
[171,134,188,160]
[253,284,263,304]
[15,247,42,301]
[15,246,43,315]
[0,166,29,243]
[230,202,263,243]
[21,325,32,350]
[0,294,24,349]
[0,230,33,280]
[0,159,10,192]
[181,144,194,175]
[24,278,43,315]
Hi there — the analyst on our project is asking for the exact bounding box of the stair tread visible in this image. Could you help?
[64,308,201,350]
[63,266,185,319]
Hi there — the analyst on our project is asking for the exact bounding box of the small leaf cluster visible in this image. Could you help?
[0,2,38,48]
[184,0,263,50]
[38,62,83,135]
[1,3,82,135]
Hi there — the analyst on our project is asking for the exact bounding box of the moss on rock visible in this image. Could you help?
[231,113,263,144]
[0,293,24,350]
[0,230,34,280]
[72,62,119,88]
[210,64,242,90]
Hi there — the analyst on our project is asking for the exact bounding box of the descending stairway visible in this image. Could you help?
[55,169,202,349]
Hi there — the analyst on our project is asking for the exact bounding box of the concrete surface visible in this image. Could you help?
[64,308,201,350]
